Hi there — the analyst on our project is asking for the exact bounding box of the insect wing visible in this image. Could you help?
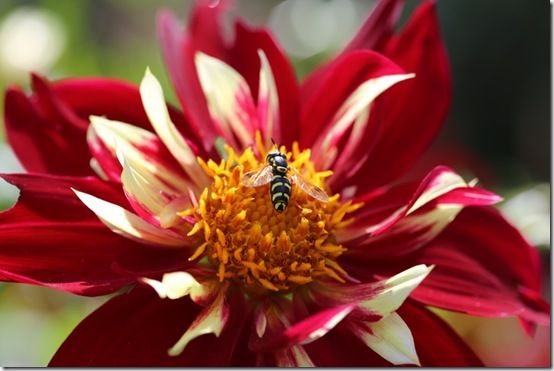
[290,168,329,203]
[241,165,273,187]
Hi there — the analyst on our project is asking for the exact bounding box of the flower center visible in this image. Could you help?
[180,135,360,293]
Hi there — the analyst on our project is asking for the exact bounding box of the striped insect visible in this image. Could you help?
[241,149,329,212]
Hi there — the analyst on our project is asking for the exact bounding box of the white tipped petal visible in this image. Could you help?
[89,157,109,181]
[142,271,206,300]
[119,149,192,227]
[140,68,208,189]
[195,52,257,148]
[89,115,193,190]
[332,74,415,138]
[314,73,414,169]
[257,49,280,146]
[406,170,466,215]
[168,289,229,356]
[359,265,433,317]
[255,310,268,338]
[73,189,188,247]
[352,313,420,366]
[337,167,477,246]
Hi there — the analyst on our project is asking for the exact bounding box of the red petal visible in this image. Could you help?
[340,166,500,254]
[50,287,255,366]
[299,50,404,149]
[344,206,549,325]
[4,86,91,176]
[4,75,196,176]
[158,2,299,151]
[301,0,403,104]
[0,173,189,295]
[301,327,391,366]
[339,1,452,193]
[227,21,300,146]
[408,207,549,323]
[397,301,483,366]
[298,302,483,366]
[53,76,196,143]
[158,8,219,153]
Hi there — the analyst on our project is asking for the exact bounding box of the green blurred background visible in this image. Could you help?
[0,0,550,366]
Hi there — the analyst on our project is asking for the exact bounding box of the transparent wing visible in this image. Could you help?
[241,165,273,187]
[290,167,329,203]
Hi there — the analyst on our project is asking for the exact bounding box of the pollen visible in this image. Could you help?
[180,134,361,293]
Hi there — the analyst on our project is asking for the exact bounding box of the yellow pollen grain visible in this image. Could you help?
[178,132,360,293]
[189,241,208,261]
[288,275,313,284]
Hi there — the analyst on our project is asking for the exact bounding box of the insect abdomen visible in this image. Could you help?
[270,175,291,212]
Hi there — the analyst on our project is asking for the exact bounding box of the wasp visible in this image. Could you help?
[241,149,329,212]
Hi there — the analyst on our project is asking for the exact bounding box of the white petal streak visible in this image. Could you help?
[89,116,193,192]
[337,168,469,244]
[168,287,229,356]
[255,309,268,338]
[351,313,420,366]
[314,73,414,169]
[195,52,257,148]
[359,265,433,317]
[407,169,466,215]
[140,68,208,189]
[257,49,280,146]
[119,150,192,228]
[141,271,207,301]
[329,104,371,180]
[73,189,188,247]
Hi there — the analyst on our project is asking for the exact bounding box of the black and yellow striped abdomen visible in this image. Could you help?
[270,174,291,212]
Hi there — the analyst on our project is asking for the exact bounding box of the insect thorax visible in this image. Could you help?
[267,152,288,174]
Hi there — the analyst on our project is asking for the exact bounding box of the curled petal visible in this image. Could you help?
[338,166,501,256]
[349,313,420,366]
[73,189,189,247]
[168,285,230,356]
[250,304,355,352]
[140,68,209,190]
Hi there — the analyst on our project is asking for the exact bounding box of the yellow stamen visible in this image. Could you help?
[180,132,358,293]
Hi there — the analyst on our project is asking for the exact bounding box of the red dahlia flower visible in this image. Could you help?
[1,0,549,366]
